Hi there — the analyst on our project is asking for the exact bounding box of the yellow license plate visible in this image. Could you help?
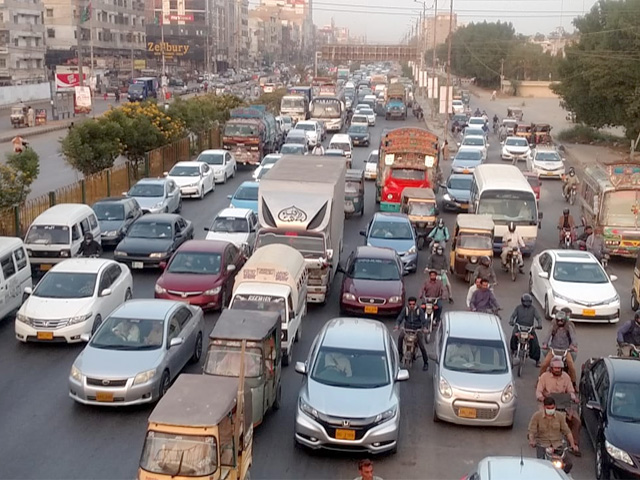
[545,172,555,176]
[96,392,114,402]
[462,169,470,174]
[40,264,52,271]
[458,407,477,419]
[37,331,53,340]
[335,428,356,440]
[583,309,596,316]
[364,305,378,314]
[461,203,469,209]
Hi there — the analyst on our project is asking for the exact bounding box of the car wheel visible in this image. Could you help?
[632,291,639,311]
[219,286,228,310]
[164,207,169,213]
[223,173,227,184]
[176,198,182,213]
[91,315,102,335]
[273,383,282,410]
[198,187,204,200]
[124,288,132,302]
[432,403,441,423]
[596,439,611,480]
[190,332,203,364]
[158,370,171,400]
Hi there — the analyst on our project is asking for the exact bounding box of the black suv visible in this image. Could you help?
[92,197,142,247]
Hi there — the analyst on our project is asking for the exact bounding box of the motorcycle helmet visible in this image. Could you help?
[437,218,445,228]
[635,311,640,325]
[508,221,516,233]
[521,293,533,307]
[569,167,575,176]
[480,256,490,266]
[563,208,570,216]
[84,232,94,242]
[436,245,444,255]
[555,310,567,322]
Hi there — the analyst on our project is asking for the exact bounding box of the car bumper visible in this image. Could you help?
[155,291,222,310]
[68,376,159,406]
[608,455,640,479]
[115,255,169,269]
[364,171,377,180]
[434,393,516,427]
[100,234,123,247]
[351,138,369,146]
[551,298,620,323]
[533,165,565,178]
[15,318,92,343]
[213,171,226,182]
[399,253,418,273]
[442,199,471,212]
[501,152,530,162]
[340,299,403,316]
[179,186,201,197]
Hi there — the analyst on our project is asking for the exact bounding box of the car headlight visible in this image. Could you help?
[299,397,319,420]
[501,382,514,403]
[68,313,92,325]
[443,193,452,201]
[133,368,157,386]
[602,294,620,304]
[605,440,634,466]
[104,231,119,237]
[70,365,83,382]
[114,251,127,257]
[60,249,70,258]
[439,376,453,398]
[342,293,356,301]
[150,252,168,258]
[407,246,417,255]
[204,286,222,296]
[154,284,167,295]
[26,249,33,257]
[552,290,573,303]
[16,313,32,326]
[153,202,164,208]
[375,406,397,424]
[389,296,402,303]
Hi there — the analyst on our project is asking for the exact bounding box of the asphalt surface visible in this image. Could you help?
[0,97,634,480]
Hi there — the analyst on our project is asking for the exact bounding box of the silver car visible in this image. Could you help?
[125,178,182,214]
[68,299,204,406]
[294,317,408,454]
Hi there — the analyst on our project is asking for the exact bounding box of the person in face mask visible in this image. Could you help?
[616,311,640,357]
[78,232,102,257]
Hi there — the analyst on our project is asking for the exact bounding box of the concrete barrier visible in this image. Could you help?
[0,83,51,107]
[501,80,559,99]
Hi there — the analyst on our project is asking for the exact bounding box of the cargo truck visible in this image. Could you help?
[385,83,407,120]
[280,94,309,124]
[255,156,345,304]
[224,106,278,165]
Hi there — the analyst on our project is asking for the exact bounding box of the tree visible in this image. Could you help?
[0,148,39,209]
[553,0,640,139]
[167,94,245,134]
[504,43,559,81]
[60,119,123,176]
[251,89,287,114]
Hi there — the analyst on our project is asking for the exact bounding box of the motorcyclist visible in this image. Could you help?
[586,226,608,262]
[394,296,429,371]
[473,255,498,287]
[428,218,450,248]
[78,232,102,257]
[562,167,580,199]
[481,110,489,123]
[576,225,593,243]
[474,107,481,117]
[421,269,444,323]
[426,244,453,302]
[312,144,325,155]
[469,278,500,313]
[492,113,499,128]
[500,221,525,271]
[509,293,543,366]
[616,311,640,357]
[540,308,578,385]
[498,123,507,142]
[557,208,577,245]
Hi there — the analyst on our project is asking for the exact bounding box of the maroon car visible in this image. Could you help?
[154,239,245,310]
[339,246,405,316]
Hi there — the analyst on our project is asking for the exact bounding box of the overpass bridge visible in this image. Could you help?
[319,44,417,63]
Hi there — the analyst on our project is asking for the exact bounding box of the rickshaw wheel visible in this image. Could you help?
[631,292,639,311]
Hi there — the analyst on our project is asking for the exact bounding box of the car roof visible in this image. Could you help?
[444,311,504,341]
[199,149,226,155]
[296,120,317,125]
[0,236,24,250]
[171,161,206,168]
[34,203,94,222]
[372,212,411,223]
[330,134,351,142]
[321,317,387,351]
[477,456,571,479]
[505,136,528,141]
[604,357,640,383]
[287,130,306,137]
[355,245,398,260]
[176,239,230,253]
[216,207,252,218]
[455,147,483,155]
[448,173,473,181]
[547,250,597,263]
[237,181,258,188]
[93,196,129,204]
[49,258,113,273]
[281,143,304,149]
[463,135,485,141]
[113,299,181,319]
[135,213,182,223]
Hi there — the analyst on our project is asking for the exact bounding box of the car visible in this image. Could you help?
[339,246,405,316]
[579,356,640,480]
[460,135,488,161]
[204,207,258,255]
[278,115,293,134]
[294,317,409,454]
[527,148,566,178]
[293,120,322,147]
[529,250,620,323]
[228,181,259,213]
[462,456,572,480]
[525,172,541,201]
[451,99,465,114]
[154,240,245,310]
[357,107,376,125]
[365,150,379,180]
[347,124,370,146]
[329,134,353,159]
[68,299,205,406]
[501,136,532,163]
[280,143,307,155]
[114,213,194,269]
[441,173,473,212]
[468,116,487,127]
[360,213,418,274]
[92,197,142,247]
[165,161,215,199]
[351,114,369,126]
[15,258,133,343]
[285,130,309,150]
[195,149,237,184]
[463,126,487,140]
[125,177,181,214]
[255,163,276,181]
[252,153,281,180]
[433,311,516,427]
[451,147,483,174]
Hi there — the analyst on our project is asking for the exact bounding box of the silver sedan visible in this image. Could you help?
[68,299,204,406]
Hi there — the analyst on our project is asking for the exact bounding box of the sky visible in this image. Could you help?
[311,0,601,43]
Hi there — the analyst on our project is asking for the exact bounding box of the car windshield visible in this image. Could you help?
[360,109,373,115]
[331,143,350,152]
[352,116,368,124]
[349,125,368,134]
[139,431,217,477]
[129,183,164,198]
[295,123,314,131]
[93,203,124,221]
[257,167,273,180]
[25,225,70,245]
[407,202,435,216]
[33,272,96,298]
[477,191,537,224]
[91,317,164,350]
[281,145,304,154]
[311,346,390,388]
[255,232,325,258]
[261,156,280,166]
[465,129,484,137]
[535,152,561,162]
[349,257,400,281]
[552,261,609,283]
[167,252,221,275]
[603,190,640,227]
[224,124,258,136]
[367,153,379,164]
[391,168,423,180]
[212,216,248,233]
[506,138,529,147]
[469,118,484,125]
[458,234,493,249]
[128,221,173,239]
[197,153,224,165]
[169,166,200,177]
[233,185,258,201]
[456,150,482,161]
[448,176,472,190]
[444,337,508,373]
[369,220,413,240]
[204,346,262,378]
[463,137,484,146]
[610,382,640,422]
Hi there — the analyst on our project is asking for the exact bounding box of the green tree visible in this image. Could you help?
[168,94,245,134]
[0,148,40,209]
[60,119,123,176]
[504,42,559,81]
[251,89,287,115]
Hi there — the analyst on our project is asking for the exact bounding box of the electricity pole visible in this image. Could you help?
[443,0,454,141]
[76,0,84,87]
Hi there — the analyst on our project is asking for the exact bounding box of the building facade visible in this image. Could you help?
[424,13,457,51]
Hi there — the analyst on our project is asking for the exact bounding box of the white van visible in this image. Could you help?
[329,133,353,159]
[0,237,32,320]
[24,204,101,274]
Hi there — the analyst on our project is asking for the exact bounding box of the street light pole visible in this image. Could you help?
[443,0,454,141]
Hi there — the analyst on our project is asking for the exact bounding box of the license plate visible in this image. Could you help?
[335,428,356,440]
[545,172,555,176]
[95,392,114,402]
[583,309,596,316]
[462,169,470,174]
[40,264,52,271]
[364,305,378,314]
[37,331,53,340]
[131,261,144,269]
[458,407,477,419]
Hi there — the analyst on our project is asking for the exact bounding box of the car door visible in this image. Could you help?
[532,253,549,303]
[172,220,185,252]
[222,245,239,297]
[226,152,236,177]
[167,181,180,212]
[247,212,258,250]
[0,253,19,319]
[201,163,212,192]
[174,306,196,368]
[582,360,606,443]
[165,313,185,377]
[95,266,114,320]
[105,263,126,311]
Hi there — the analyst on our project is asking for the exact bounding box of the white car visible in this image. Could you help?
[166,161,215,198]
[329,134,353,159]
[460,135,488,161]
[356,107,376,126]
[365,150,379,180]
[468,116,486,128]
[529,250,620,323]
[451,99,465,114]
[351,114,369,126]
[501,136,532,163]
[293,120,322,147]
[527,148,566,178]
[15,258,133,343]
[204,207,258,255]
[252,153,281,180]
[196,149,237,184]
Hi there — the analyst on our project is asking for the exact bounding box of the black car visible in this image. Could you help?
[92,197,142,247]
[347,124,370,147]
[114,213,194,269]
[579,356,640,479]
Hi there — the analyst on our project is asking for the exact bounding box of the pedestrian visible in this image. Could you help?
[441,140,450,161]
[353,459,383,480]
[27,106,35,127]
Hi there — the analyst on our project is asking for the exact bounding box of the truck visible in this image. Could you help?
[371,74,388,88]
[287,86,312,104]
[385,83,407,120]
[337,67,350,80]
[280,94,309,124]
[311,77,336,97]
[255,155,345,304]
[224,106,278,165]
[127,77,158,101]
[376,127,441,212]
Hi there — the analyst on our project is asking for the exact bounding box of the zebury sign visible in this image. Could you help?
[147,42,190,58]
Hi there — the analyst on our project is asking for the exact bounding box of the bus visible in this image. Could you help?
[309,96,345,133]
[579,162,640,258]
[470,164,540,253]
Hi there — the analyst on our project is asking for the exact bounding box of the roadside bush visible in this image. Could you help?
[60,119,123,176]
[0,148,39,208]
[251,89,287,115]
[168,94,244,134]
[556,125,625,145]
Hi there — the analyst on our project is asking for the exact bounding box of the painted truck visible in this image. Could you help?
[311,77,336,97]
[337,67,350,80]
[376,127,441,212]
[385,83,407,120]
[224,106,277,165]
[255,155,345,304]
[287,86,313,104]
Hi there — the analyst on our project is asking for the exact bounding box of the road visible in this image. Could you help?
[0,98,633,480]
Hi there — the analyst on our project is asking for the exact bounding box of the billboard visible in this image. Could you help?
[55,66,87,91]
[74,86,92,114]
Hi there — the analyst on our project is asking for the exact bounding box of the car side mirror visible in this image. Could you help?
[80,333,91,342]
[23,286,32,296]
[163,171,168,177]
[586,400,602,412]
[159,261,167,270]
[227,264,236,272]
[326,249,334,261]
[100,288,112,297]
[396,369,410,382]
[122,191,128,196]
[227,194,233,200]
[359,230,366,236]
[538,271,549,279]
[609,274,618,282]
[295,361,307,375]
[169,337,184,348]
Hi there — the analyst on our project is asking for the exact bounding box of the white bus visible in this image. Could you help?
[470,164,541,253]
[309,96,345,133]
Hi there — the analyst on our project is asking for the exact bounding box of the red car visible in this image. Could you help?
[339,246,405,316]
[154,240,245,310]
[524,171,541,201]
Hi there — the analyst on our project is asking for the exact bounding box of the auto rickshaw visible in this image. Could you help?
[400,187,438,250]
[345,169,365,217]
[532,123,553,146]
[507,106,524,121]
[632,251,640,311]
[138,374,253,480]
[449,214,495,282]
[502,118,517,137]
[10,106,27,128]
[461,90,471,105]
[204,309,281,428]
[515,122,533,144]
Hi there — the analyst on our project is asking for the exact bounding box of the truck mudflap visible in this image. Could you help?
[380,202,401,212]
[231,147,261,165]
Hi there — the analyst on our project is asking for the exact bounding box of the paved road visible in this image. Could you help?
[0,102,632,479]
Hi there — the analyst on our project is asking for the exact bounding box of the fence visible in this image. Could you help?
[0,126,222,237]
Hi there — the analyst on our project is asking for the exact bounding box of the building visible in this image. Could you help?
[248,9,282,66]
[255,0,312,59]
[424,13,457,51]
[0,0,46,85]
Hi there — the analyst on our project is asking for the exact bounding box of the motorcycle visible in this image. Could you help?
[601,252,610,269]
[505,247,521,281]
[559,228,573,250]
[617,342,640,358]
[514,324,541,377]
[539,442,571,473]
[421,297,439,343]
[563,184,577,205]
[402,328,418,368]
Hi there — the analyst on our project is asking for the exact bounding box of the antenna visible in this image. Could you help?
[520,446,524,467]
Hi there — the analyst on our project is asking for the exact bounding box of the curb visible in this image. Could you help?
[0,122,72,143]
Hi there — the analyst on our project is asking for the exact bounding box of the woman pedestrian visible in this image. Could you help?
[441,140,450,161]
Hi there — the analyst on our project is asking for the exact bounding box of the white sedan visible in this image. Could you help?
[166,161,215,198]
[15,258,133,343]
[460,135,488,161]
[501,136,532,163]
[196,149,237,184]
[529,250,620,323]
[355,106,376,125]
[527,148,566,178]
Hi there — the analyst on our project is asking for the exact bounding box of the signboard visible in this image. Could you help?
[133,59,146,69]
[166,14,193,21]
[55,66,87,91]
[147,41,190,58]
[438,86,453,115]
[74,86,92,114]
[427,76,439,99]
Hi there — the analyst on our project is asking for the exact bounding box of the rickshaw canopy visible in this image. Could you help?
[209,309,280,342]
[345,169,365,183]
[455,214,495,232]
[401,187,436,202]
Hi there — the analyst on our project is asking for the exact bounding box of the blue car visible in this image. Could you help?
[360,213,417,274]
[228,181,259,213]
[451,147,483,174]
[442,173,473,212]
